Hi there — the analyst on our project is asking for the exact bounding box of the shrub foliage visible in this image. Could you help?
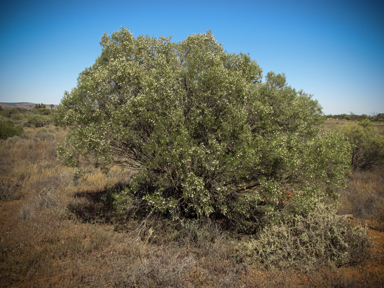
[241,200,370,269]
[56,28,351,229]
[0,115,24,140]
[342,119,384,170]
[24,114,52,128]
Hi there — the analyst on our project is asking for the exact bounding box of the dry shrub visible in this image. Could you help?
[241,200,371,270]
[121,249,195,288]
[19,204,34,220]
[34,190,56,209]
[174,219,226,251]
[0,178,21,200]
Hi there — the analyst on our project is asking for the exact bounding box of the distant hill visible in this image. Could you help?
[0,102,58,109]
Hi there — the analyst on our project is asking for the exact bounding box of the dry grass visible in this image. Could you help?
[323,119,384,136]
[1,125,383,287]
[338,168,384,228]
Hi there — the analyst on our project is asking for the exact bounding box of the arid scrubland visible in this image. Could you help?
[1,29,384,286]
[0,121,383,287]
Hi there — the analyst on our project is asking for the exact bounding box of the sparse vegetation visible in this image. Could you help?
[0,32,383,285]
[0,122,383,287]
[338,168,384,224]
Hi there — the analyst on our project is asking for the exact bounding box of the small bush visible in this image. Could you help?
[11,113,23,121]
[0,179,21,200]
[240,200,370,270]
[34,190,56,209]
[37,108,51,115]
[24,114,52,127]
[342,119,384,170]
[34,103,46,109]
[0,116,24,140]
[34,129,55,141]
[6,135,22,143]
[175,219,225,249]
[19,205,34,220]
[0,107,18,118]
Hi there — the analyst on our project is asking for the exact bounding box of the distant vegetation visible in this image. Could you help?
[0,103,54,139]
[326,112,384,122]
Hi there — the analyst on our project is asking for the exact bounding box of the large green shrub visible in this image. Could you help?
[56,28,351,229]
[342,119,384,170]
[0,115,24,140]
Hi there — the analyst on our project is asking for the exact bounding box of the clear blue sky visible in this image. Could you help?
[1,0,383,115]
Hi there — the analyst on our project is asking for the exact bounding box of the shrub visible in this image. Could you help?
[34,190,56,209]
[34,103,46,109]
[0,115,24,140]
[342,119,384,170]
[0,179,21,200]
[240,200,370,270]
[56,28,351,229]
[0,107,19,118]
[19,205,34,220]
[11,113,23,121]
[24,114,52,127]
[37,108,51,115]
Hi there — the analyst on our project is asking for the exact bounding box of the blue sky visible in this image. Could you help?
[0,0,383,115]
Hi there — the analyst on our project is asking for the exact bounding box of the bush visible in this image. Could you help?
[0,107,19,118]
[56,28,351,229]
[0,179,21,200]
[11,113,23,121]
[34,103,46,109]
[0,115,24,139]
[37,108,51,115]
[240,200,370,270]
[24,114,52,127]
[342,119,384,170]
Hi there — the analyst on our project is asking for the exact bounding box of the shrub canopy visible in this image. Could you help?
[56,28,351,229]
[0,115,23,140]
[342,119,384,170]
[24,114,52,128]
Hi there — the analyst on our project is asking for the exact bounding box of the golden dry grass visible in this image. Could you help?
[323,119,384,136]
[1,124,383,287]
[338,169,384,225]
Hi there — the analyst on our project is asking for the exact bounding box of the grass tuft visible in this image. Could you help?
[0,178,21,200]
